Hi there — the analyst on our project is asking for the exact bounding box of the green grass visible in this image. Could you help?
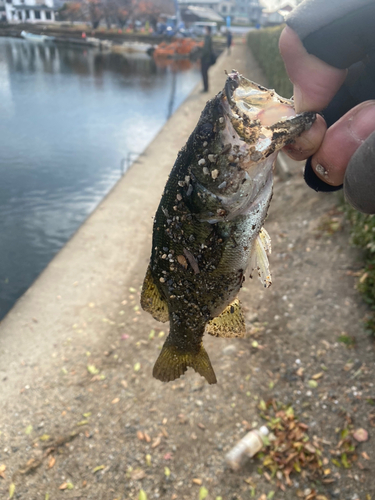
[247,25,293,98]
[343,205,375,333]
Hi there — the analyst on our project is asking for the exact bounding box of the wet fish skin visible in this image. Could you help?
[141,71,315,384]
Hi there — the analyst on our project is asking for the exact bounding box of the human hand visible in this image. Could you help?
[279,0,375,214]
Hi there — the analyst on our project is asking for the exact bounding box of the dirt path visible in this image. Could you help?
[0,43,374,500]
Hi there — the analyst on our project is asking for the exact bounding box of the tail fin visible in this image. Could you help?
[153,343,217,384]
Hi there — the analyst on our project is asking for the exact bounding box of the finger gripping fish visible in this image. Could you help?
[141,71,315,384]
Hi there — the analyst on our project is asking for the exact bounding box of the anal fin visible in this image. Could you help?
[140,265,169,323]
[205,298,246,338]
[249,227,272,288]
[153,342,217,384]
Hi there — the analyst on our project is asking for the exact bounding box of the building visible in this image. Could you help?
[260,1,294,25]
[181,5,224,24]
[178,0,221,12]
[4,0,56,23]
[178,0,264,25]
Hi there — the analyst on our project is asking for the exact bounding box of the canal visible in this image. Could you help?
[0,37,201,320]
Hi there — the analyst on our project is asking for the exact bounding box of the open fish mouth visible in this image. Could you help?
[222,70,315,158]
[225,70,306,129]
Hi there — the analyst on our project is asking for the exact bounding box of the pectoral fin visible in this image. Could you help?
[140,265,169,322]
[205,298,246,338]
[249,227,272,288]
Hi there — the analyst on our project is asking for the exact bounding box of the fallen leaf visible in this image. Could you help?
[9,483,15,498]
[48,456,55,469]
[312,372,324,380]
[138,489,147,500]
[192,478,202,485]
[76,420,89,426]
[151,436,161,448]
[164,466,171,478]
[353,428,368,442]
[304,442,316,454]
[39,434,51,442]
[259,400,267,412]
[134,362,141,372]
[137,431,145,441]
[87,364,99,375]
[308,380,318,388]
[0,464,6,479]
[19,457,42,474]
[25,425,33,435]
[93,465,105,473]
[199,486,208,500]
[131,468,146,480]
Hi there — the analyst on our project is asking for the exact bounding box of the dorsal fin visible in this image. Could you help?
[249,227,272,288]
[205,298,246,338]
[140,265,169,323]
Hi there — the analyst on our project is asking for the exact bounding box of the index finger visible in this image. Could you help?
[279,27,347,113]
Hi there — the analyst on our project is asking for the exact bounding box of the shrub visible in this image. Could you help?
[344,206,375,333]
[247,26,293,98]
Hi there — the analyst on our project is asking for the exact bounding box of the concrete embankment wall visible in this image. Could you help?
[0,42,265,403]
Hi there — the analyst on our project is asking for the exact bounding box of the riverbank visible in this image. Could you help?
[0,23,227,51]
[1,41,374,500]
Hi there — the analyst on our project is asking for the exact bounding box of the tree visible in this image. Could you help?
[86,0,103,29]
[134,0,174,30]
[59,2,84,24]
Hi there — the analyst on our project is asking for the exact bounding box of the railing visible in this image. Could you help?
[120,152,142,176]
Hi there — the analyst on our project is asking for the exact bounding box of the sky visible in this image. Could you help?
[260,0,298,10]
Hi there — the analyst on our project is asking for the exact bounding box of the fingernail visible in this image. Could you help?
[349,102,375,141]
[293,85,303,114]
[315,163,329,179]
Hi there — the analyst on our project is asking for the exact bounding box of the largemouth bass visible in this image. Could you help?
[141,71,315,384]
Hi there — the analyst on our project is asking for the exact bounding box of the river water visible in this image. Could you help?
[0,37,201,319]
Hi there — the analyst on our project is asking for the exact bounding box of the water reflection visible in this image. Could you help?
[0,38,200,319]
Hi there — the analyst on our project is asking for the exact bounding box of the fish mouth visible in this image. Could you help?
[225,70,308,129]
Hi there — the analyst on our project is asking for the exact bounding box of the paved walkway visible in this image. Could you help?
[1,41,373,500]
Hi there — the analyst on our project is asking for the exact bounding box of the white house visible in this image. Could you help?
[5,0,56,23]
[178,0,264,25]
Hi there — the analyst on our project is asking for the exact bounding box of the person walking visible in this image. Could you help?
[226,30,232,54]
[200,26,213,93]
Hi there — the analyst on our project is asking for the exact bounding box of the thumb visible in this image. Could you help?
[279,26,347,113]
